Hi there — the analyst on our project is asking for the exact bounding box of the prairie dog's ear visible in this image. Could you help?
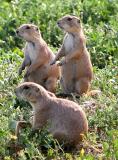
[77,18,80,23]
[36,26,39,31]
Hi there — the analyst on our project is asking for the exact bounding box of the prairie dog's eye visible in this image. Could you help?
[67,17,72,21]
[25,26,30,29]
[23,86,30,90]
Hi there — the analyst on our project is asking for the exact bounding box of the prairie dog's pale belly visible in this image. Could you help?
[64,34,74,54]
[27,43,37,62]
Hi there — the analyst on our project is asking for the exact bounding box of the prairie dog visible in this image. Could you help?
[51,15,93,95]
[15,82,88,146]
[16,24,60,93]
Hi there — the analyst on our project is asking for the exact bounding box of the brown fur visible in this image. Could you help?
[15,82,88,145]
[16,24,60,93]
[51,15,93,95]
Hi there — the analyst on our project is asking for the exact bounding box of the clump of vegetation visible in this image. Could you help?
[0,0,118,159]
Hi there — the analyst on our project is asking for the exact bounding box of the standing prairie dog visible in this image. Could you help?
[16,24,60,93]
[15,82,88,146]
[51,15,93,95]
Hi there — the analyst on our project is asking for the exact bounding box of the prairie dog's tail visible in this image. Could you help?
[87,90,101,97]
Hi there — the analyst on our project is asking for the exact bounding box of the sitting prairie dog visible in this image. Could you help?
[15,82,88,146]
[16,24,60,93]
[51,15,93,95]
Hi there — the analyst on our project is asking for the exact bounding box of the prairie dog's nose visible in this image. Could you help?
[14,88,17,95]
[57,21,60,25]
[16,29,19,34]
[14,88,19,97]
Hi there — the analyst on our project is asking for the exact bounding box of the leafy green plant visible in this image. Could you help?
[0,0,118,159]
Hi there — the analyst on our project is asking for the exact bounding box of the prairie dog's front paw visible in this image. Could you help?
[57,61,62,66]
[50,60,56,65]
[57,60,65,66]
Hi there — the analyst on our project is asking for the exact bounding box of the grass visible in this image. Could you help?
[0,0,118,159]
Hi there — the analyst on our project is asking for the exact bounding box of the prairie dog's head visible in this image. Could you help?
[57,15,81,33]
[15,82,46,103]
[16,24,40,41]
